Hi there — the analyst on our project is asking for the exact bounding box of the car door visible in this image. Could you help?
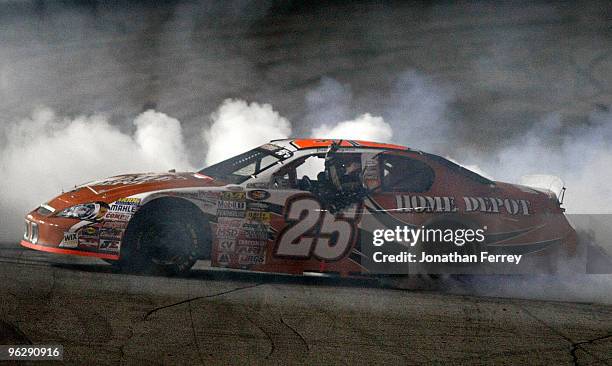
[262,151,364,274]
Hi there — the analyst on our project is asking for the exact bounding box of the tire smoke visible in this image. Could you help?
[0,108,191,241]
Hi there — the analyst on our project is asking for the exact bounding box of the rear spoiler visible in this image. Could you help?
[520,175,566,204]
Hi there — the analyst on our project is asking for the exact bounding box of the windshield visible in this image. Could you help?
[199,144,293,184]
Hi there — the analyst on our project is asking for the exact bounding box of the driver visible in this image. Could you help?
[322,142,361,192]
[327,156,363,193]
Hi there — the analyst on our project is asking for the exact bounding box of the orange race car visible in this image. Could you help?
[21,139,577,276]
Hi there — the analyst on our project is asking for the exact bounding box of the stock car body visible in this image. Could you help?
[21,139,577,276]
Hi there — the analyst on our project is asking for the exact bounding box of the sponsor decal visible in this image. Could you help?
[395,195,457,213]
[242,222,269,240]
[236,239,266,256]
[238,239,266,246]
[246,211,271,223]
[104,212,132,221]
[237,245,265,255]
[78,225,100,239]
[218,200,246,210]
[217,218,244,227]
[78,237,99,248]
[247,182,269,189]
[395,195,531,216]
[238,254,265,265]
[60,232,78,248]
[217,253,231,265]
[463,196,531,215]
[221,192,246,200]
[99,239,120,252]
[91,173,186,186]
[109,197,140,214]
[99,227,123,240]
[109,204,138,214]
[198,191,221,205]
[247,201,269,212]
[218,191,247,218]
[216,225,241,239]
[247,190,270,201]
[116,198,141,205]
[218,239,236,252]
[103,221,128,229]
[171,191,219,206]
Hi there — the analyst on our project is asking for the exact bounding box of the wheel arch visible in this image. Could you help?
[122,194,214,260]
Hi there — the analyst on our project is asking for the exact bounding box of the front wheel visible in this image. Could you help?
[119,200,208,276]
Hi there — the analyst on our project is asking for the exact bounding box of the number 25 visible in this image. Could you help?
[274,196,360,261]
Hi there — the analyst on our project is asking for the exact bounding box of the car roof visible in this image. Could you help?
[270,138,410,152]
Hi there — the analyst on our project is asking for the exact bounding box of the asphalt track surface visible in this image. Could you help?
[0,242,611,365]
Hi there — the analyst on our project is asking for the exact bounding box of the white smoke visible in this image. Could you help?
[304,77,353,128]
[0,108,192,241]
[311,113,393,142]
[203,99,292,166]
[470,108,612,214]
[385,70,456,153]
[133,110,191,170]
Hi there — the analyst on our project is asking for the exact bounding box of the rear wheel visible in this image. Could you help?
[119,199,209,276]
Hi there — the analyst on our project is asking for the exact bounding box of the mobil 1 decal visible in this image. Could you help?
[217,191,247,218]
[274,194,362,261]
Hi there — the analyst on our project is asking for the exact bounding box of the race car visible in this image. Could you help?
[21,139,577,276]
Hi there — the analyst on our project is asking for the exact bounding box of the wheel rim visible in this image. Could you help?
[139,219,198,268]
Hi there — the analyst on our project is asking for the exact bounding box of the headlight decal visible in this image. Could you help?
[56,202,109,221]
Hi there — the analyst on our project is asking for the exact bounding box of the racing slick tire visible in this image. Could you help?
[119,198,210,276]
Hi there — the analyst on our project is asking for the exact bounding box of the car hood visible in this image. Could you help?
[45,172,221,211]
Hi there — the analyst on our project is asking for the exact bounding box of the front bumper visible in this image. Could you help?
[21,212,120,260]
[20,240,119,260]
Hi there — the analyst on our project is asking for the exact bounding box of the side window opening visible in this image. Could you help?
[271,154,326,189]
[296,155,326,182]
[381,155,434,193]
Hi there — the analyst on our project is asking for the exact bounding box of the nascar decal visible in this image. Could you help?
[274,195,362,261]
[395,195,531,215]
